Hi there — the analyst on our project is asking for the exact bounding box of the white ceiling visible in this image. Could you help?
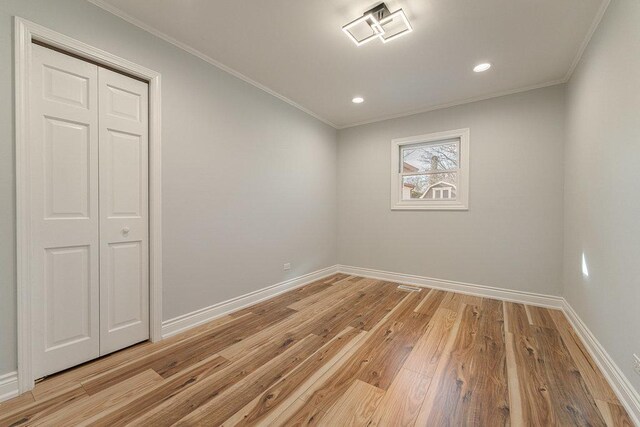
[92,0,606,128]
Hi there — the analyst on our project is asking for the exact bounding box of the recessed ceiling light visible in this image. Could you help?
[352,97,364,104]
[473,63,492,72]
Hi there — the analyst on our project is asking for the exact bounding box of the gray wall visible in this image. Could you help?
[564,0,640,392]
[0,0,337,376]
[337,85,566,296]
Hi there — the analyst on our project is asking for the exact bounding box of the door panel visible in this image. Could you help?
[43,65,90,108]
[30,44,100,378]
[105,84,142,121]
[106,241,144,332]
[44,118,91,218]
[98,67,149,355]
[44,246,92,350]
[106,130,143,217]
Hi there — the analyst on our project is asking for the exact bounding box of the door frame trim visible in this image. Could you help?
[14,17,163,393]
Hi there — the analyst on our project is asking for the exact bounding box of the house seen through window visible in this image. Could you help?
[390,128,469,210]
[401,139,459,200]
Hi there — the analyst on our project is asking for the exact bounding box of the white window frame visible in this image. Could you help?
[390,128,469,210]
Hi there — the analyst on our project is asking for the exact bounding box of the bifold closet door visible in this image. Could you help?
[30,45,150,378]
[98,67,149,355]
[30,44,101,378]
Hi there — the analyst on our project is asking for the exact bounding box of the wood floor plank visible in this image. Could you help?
[595,399,635,427]
[323,273,351,285]
[532,325,606,425]
[309,281,405,339]
[286,276,371,312]
[507,326,607,426]
[80,354,230,426]
[155,309,296,379]
[129,334,322,426]
[525,305,558,330]
[355,292,438,390]
[262,326,373,426]
[31,314,237,401]
[172,334,325,425]
[32,369,162,426]
[413,289,444,314]
[504,301,532,335]
[271,397,326,426]
[222,328,367,426]
[0,392,34,414]
[82,309,290,395]
[416,299,509,426]
[230,275,333,317]
[2,276,629,426]
[506,331,556,425]
[347,283,407,331]
[439,291,483,311]
[281,292,426,422]
[549,309,620,404]
[403,307,458,377]
[319,379,384,426]
[0,384,86,426]
[505,331,525,425]
[368,368,431,426]
[438,291,464,311]
[218,278,376,360]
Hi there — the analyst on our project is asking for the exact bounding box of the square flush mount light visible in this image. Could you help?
[377,9,412,43]
[342,3,412,46]
[342,13,384,46]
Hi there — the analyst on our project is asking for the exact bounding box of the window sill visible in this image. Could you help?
[390,202,468,211]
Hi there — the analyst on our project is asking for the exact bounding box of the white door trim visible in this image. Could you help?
[14,16,163,393]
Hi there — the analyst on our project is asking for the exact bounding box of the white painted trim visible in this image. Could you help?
[390,128,470,211]
[161,265,340,338]
[85,0,567,130]
[337,265,564,309]
[85,0,604,131]
[337,264,639,423]
[85,0,338,129]
[337,0,610,130]
[562,300,640,426]
[0,372,19,403]
[563,0,611,82]
[338,79,566,129]
[14,17,163,393]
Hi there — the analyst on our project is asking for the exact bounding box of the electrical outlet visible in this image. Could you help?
[283,263,291,271]
[634,354,640,376]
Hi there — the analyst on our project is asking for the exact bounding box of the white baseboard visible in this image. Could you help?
[161,265,339,338]
[337,265,565,309]
[562,301,640,425]
[337,264,639,425]
[10,259,629,422]
[0,371,19,403]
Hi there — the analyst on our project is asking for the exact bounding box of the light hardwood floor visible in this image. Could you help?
[0,274,633,426]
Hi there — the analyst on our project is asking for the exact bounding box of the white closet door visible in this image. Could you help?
[98,68,150,355]
[30,44,101,378]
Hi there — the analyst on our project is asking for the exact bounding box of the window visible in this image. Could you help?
[390,128,469,210]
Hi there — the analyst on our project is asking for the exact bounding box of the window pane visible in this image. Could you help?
[401,140,459,173]
[402,172,457,200]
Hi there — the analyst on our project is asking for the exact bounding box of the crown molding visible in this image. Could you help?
[85,0,339,129]
[563,0,611,83]
[336,78,566,129]
[87,0,609,131]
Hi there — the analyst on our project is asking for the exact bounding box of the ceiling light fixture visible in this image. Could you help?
[342,3,412,46]
[352,96,364,104]
[342,13,384,46]
[473,62,492,72]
